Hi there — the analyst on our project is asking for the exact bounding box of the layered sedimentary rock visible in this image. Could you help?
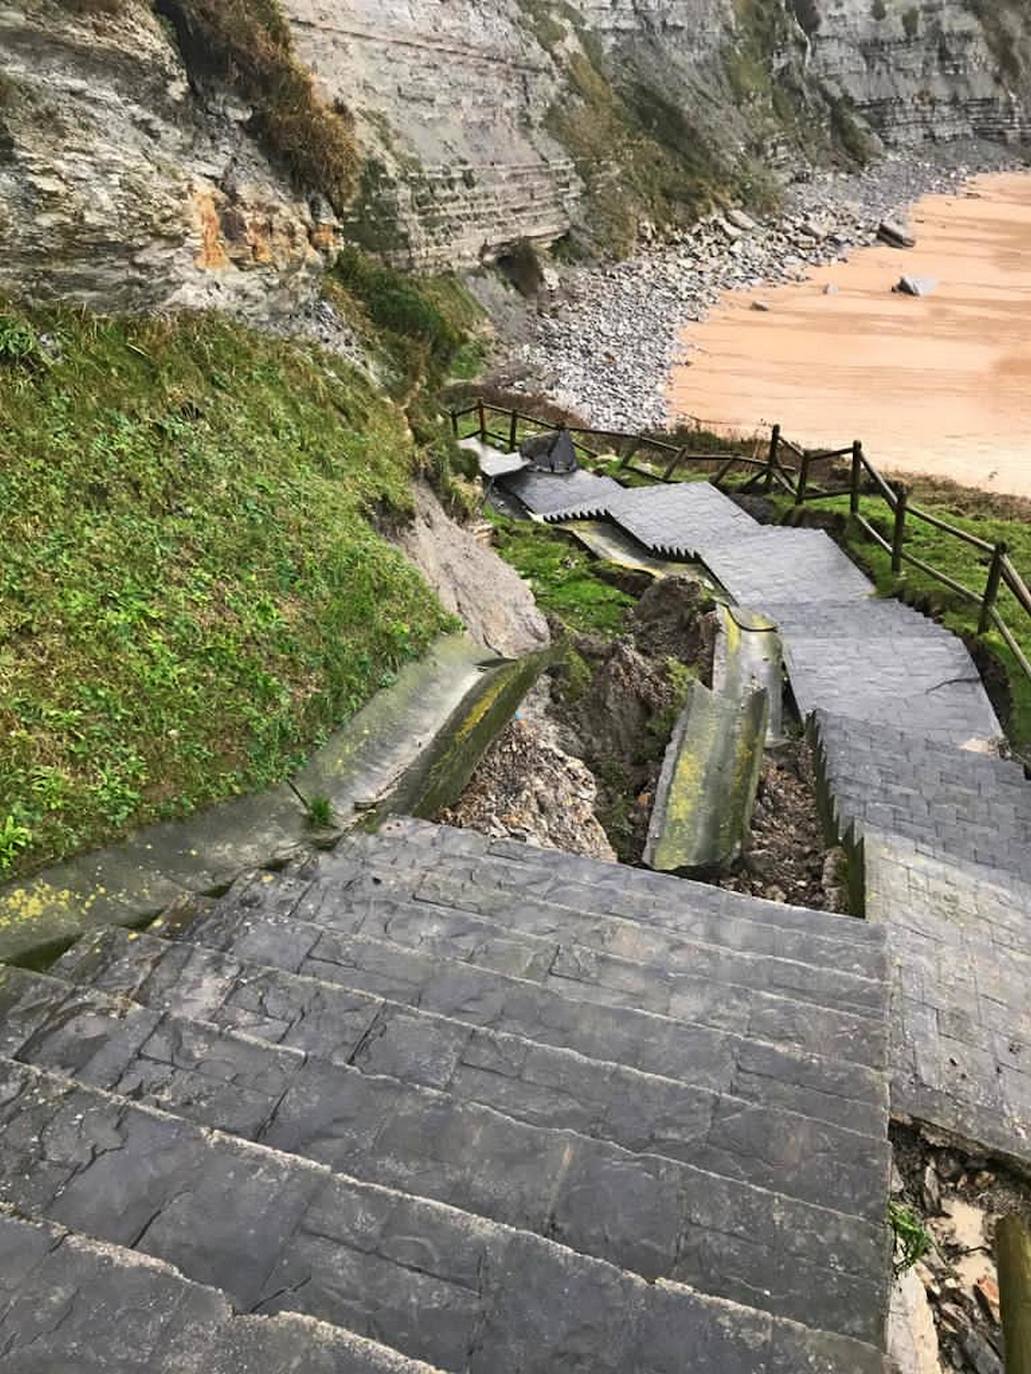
[809,0,1031,145]
[0,0,1029,311]
[0,1,335,319]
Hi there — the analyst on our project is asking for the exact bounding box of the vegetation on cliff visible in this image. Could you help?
[0,301,458,878]
[154,0,361,213]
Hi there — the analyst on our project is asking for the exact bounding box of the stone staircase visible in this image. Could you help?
[815,709,1031,884]
[498,462,1031,1168]
[0,818,892,1371]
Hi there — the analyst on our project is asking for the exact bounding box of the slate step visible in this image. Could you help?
[0,965,889,1331]
[192,866,887,1068]
[157,899,888,1134]
[701,527,875,606]
[761,598,955,643]
[0,1207,444,1373]
[543,481,760,557]
[782,633,1002,746]
[53,926,891,1217]
[814,708,1031,883]
[374,815,885,949]
[334,825,886,982]
[0,1056,886,1369]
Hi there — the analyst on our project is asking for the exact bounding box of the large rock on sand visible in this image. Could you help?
[893,275,938,297]
[878,219,917,249]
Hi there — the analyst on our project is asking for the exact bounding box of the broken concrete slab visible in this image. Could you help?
[644,681,769,875]
[0,636,538,967]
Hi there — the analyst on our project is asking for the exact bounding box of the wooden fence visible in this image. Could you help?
[450,399,1031,684]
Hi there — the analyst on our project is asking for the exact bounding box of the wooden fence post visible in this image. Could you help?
[508,409,519,454]
[663,447,686,482]
[765,424,781,493]
[891,482,908,575]
[979,541,1009,635]
[998,1215,1031,1374]
[449,409,459,438]
[477,399,487,443]
[795,452,810,507]
[620,439,640,471]
[850,442,863,515]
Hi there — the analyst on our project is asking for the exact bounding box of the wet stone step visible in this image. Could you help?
[157,906,888,1133]
[372,817,885,947]
[193,871,888,1066]
[761,599,955,642]
[323,831,887,979]
[0,1058,885,1371]
[0,966,889,1330]
[52,928,890,1218]
[815,709,1031,882]
[0,1209,445,1373]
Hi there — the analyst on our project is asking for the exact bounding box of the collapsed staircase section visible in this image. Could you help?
[499,461,1031,1172]
[0,818,892,1371]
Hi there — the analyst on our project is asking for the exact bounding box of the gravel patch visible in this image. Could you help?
[512,142,1025,431]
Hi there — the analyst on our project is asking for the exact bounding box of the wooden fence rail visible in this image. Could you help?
[450,400,1030,686]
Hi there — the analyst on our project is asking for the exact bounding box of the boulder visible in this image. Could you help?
[726,207,757,232]
[894,275,938,297]
[751,299,772,312]
[879,219,917,249]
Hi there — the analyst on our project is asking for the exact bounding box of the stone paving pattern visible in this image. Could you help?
[0,816,897,1371]
[509,471,1029,1164]
[816,710,1031,883]
[863,830,1031,1165]
[0,964,887,1337]
[2,471,1023,1366]
[0,1210,444,1373]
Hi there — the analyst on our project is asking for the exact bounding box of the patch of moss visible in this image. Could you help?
[488,516,635,636]
[0,298,455,879]
[331,246,483,396]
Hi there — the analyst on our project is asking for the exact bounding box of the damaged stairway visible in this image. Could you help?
[0,816,892,1371]
[2,456,1015,1371]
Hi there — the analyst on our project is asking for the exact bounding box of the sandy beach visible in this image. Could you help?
[669,172,1031,498]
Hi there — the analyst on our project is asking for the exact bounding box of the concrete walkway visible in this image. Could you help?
[504,468,1030,1165]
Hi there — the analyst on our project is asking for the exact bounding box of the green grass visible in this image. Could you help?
[488,516,634,636]
[331,247,484,397]
[774,489,1031,752]
[0,300,454,879]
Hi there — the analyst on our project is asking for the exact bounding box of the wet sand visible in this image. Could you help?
[669,172,1031,498]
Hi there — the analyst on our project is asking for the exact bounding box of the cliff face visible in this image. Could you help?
[0,1,335,320]
[0,0,1028,317]
[809,0,1031,146]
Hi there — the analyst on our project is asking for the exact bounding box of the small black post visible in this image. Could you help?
[795,452,810,507]
[850,441,863,515]
[477,398,487,443]
[449,408,459,438]
[508,408,519,454]
[979,542,1009,635]
[766,423,781,493]
[891,483,908,575]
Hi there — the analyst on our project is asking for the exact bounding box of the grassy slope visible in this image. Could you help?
[0,301,456,878]
[488,516,634,637]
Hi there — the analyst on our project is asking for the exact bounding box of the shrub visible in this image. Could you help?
[156,0,360,211]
